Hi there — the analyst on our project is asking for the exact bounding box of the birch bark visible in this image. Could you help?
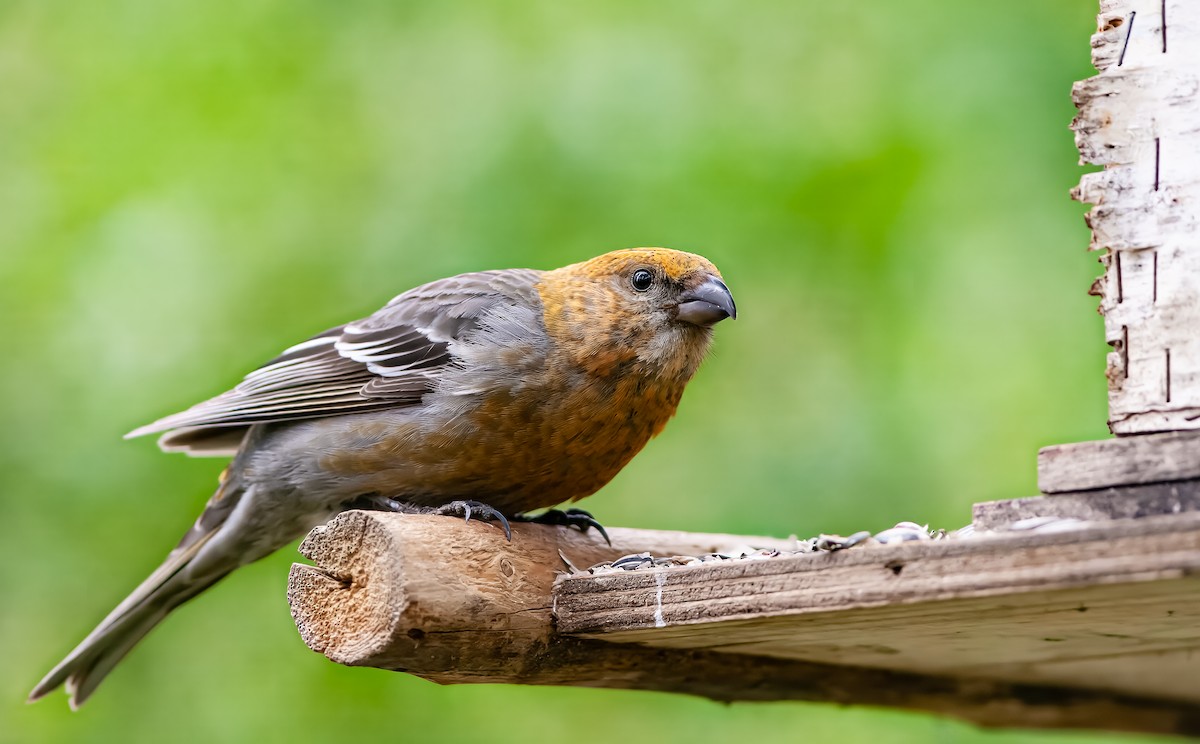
[1072,0,1200,434]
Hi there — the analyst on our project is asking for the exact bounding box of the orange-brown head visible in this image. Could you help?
[537,247,735,380]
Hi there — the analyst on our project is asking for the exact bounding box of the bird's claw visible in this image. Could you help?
[515,508,611,546]
[434,500,512,541]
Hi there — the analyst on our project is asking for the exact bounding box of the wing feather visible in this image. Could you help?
[126,269,543,443]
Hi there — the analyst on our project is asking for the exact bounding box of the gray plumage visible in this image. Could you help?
[29,248,734,709]
[30,268,547,708]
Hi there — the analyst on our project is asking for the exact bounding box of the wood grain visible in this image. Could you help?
[976,480,1200,528]
[556,513,1200,724]
[1038,429,1200,492]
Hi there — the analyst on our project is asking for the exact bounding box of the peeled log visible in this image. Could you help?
[287,510,795,681]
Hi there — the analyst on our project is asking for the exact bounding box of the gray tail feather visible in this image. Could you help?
[29,531,226,708]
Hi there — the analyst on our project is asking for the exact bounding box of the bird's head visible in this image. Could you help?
[539,247,736,379]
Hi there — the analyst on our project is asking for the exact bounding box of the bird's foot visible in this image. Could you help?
[345,496,512,540]
[433,500,512,541]
[514,508,610,546]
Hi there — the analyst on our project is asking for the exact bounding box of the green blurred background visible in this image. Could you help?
[1,0,1134,742]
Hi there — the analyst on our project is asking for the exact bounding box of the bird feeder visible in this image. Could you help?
[287,2,1200,735]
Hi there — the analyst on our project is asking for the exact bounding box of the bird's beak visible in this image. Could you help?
[677,276,737,327]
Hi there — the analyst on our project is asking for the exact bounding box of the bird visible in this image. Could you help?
[29,246,736,709]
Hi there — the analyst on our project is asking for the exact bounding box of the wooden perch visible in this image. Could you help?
[289,510,1200,736]
[288,511,795,682]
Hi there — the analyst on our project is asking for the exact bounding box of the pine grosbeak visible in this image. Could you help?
[31,247,735,707]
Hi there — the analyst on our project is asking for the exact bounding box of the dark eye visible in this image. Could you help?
[630,269,654,291]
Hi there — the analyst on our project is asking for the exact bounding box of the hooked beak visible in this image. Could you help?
[676,276,736,327]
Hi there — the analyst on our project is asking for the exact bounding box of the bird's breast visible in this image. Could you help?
[314,369,688,513]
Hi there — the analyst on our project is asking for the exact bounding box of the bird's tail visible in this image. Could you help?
[28,477,253,709]
[27,527,231,709]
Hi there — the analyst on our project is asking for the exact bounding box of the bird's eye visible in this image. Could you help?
[630,269,654,291]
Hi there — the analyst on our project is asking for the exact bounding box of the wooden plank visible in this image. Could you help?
[288,511,1200,735]
[974,480,1200,529]
[1038,429,1200,493]
[555,513,1200,712]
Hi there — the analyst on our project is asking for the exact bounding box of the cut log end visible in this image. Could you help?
[288,512,412,666]
[287,510,794,676]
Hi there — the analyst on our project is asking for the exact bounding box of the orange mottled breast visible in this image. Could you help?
[316,368,689,514]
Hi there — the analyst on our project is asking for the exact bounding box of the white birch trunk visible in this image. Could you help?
[1072,0,1200,434]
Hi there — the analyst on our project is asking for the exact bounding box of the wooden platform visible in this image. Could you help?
[281,0,1200,728]
[288,510,1200,736]
[556,514,1200,710]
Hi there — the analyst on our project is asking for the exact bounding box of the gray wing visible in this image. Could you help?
[126,269,543,453]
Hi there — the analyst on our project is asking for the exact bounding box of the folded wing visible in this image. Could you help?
[126,269,542,453]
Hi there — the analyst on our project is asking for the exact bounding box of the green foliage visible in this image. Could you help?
[2,0,1140,741]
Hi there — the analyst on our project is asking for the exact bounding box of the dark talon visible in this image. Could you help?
[564,509,611,546]
[434,500,512,541]
[514,507,611,546]
[496,510,513,540]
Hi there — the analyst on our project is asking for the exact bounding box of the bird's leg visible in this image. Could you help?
[513,508,610,546]
[431,500,513,541]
